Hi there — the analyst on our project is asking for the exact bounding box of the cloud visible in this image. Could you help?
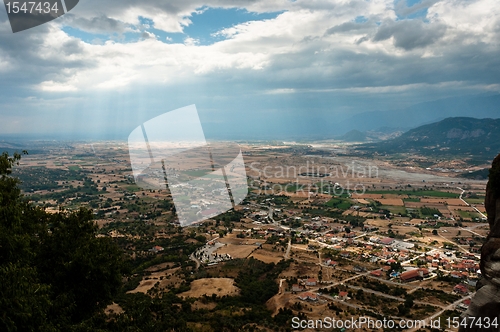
[0,0,500,139]
[373,19,446,50]
[60,14,130,34]
[394,0,441,17]
[60,0,292,34]
[325,20,377,35]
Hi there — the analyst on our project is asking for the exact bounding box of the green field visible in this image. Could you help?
[125,185,141,192]
[456,210,482,220]
[283,183,304,192]
[380,205,407,215]
[366,190,459,198]
[403,197,421,202]
[68,165,80,171]
[464,197,485,204]
[326,198,352,210]
[183,170,210,177]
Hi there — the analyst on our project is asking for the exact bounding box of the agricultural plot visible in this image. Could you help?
[366,190,460,198]
[127,267,182,294]
[376,198,404,206]
[179,278,240,298]
[249,249,284,263]
[215,244,257,259]
[420,198,467,206]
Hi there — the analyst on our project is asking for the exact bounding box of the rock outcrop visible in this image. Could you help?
[460,154,500,331]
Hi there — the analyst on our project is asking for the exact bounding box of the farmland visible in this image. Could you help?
[5,139,489,331]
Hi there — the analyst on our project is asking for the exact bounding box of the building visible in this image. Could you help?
[380,237,395,245]
[459,299,471,310]
[329,260,338,267]
[400,268,429,282]
[305,278,317,286]
[292,284,304,292]
[453,284,469,295]
[298,292,318,301]
[150,245,164,253]
[338,291,349,300]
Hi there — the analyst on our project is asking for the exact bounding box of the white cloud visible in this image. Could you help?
[0,0,499,115]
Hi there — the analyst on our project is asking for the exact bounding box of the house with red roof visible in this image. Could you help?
[338,291,349,300]
[400,268,429,282]
[380,237,395,245]
[298,292,318,301]
[305,278,317,286]
[453,284,469,295]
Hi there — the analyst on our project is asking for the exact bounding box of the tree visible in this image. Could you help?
[0,152,123,331]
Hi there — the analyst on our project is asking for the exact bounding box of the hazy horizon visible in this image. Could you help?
[1,0,500,140]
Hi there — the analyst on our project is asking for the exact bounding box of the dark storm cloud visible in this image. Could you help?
[373,19,446,50]
[325,20,376,35]
[60,14,129,34]
[0,10,93,90]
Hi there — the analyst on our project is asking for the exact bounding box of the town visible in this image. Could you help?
[12,140,490,331]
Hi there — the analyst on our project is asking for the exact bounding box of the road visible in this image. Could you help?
[343,284,445,309]
[284,239,291,259]
[406,293,473,332]
[457,187,487,220]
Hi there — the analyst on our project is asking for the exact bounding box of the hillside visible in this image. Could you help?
[340,129,367,142]
[362,117,500,162]
[334,94,500,134]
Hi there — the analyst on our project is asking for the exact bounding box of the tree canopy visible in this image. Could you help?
[0,152,123,331]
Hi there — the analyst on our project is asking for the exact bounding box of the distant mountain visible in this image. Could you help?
[335,94,500,134]
[340,130,367,142]
[0,140,44,155]
[460,168,489,180]
[362,117,500,162]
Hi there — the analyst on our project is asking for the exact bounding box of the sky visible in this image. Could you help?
[0,0,499,140]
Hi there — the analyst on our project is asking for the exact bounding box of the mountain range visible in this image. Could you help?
[360,117,500,163]
[334,93,500,134]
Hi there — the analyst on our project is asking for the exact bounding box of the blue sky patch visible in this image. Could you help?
[61,26,111,44]
[395,0,430,20]
[354,16,368,23]
[63,7,284,45]
[181,7,284,45]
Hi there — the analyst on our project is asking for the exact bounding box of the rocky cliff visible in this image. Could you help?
[460,154,500,331]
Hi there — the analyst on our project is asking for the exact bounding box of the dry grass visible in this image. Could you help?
[421,198,466,206]
[249,249,284,263]
[377,198,405,206]
[105,303,124,315]
[127,267,181,294]
[215,244,257,258]
[179,278,240,298]
[191,301,217,311]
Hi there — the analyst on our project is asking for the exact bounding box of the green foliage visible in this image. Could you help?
[0,152,123,331]
[325,197,352,210]
[366,189,459,198]
[420,207,442,217]
[235,258,290,304]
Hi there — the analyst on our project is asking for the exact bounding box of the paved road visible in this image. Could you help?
[457,187,487,220]
[284,239,291,259]
[406,293,473,332]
